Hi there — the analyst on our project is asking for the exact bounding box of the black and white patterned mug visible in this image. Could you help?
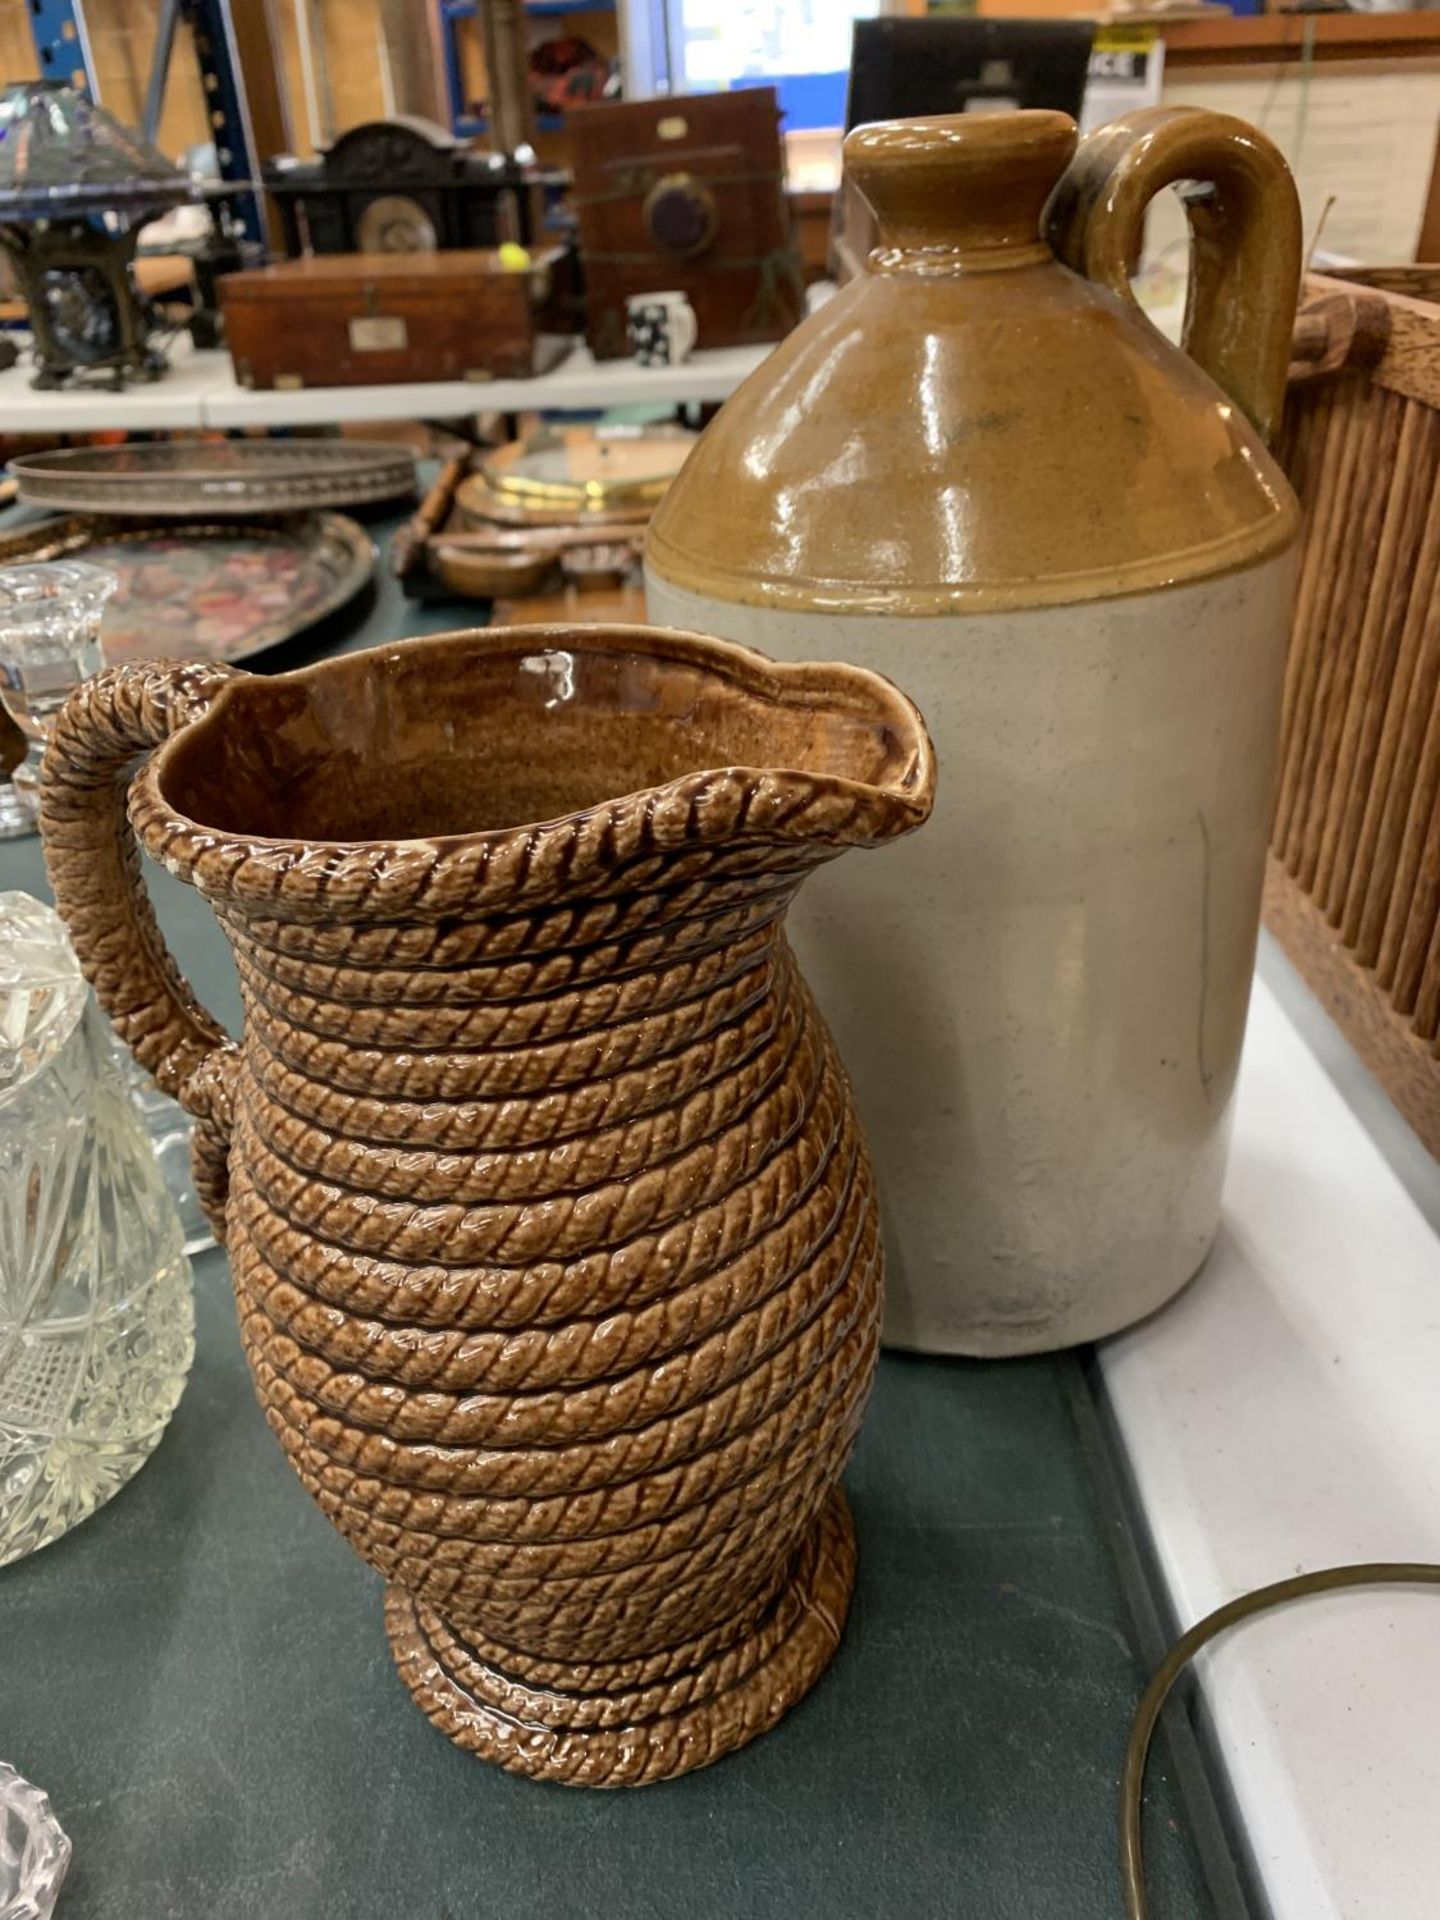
[625,291,698,368]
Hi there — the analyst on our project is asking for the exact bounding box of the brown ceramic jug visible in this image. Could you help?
[647,108,1303,1356]
[38,627,933,1786]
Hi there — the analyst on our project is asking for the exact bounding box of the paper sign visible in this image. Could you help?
[1081,25,1165,134]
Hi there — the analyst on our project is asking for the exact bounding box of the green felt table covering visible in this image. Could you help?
[0,502,1236,1919]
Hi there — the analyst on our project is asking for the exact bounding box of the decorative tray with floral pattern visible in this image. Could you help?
[0,513,375,662]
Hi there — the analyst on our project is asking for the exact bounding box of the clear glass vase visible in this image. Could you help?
[0,561,114,813]
[113,1046,214,1257]
[0,891,194,1567]
[0,560,212,1248]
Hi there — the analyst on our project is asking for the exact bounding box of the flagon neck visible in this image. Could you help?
[845,109,1076,273]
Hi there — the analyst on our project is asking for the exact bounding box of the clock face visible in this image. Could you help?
[39,265,123,364]
[356,194,438,254]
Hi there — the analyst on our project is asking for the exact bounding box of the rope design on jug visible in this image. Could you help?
[146,805,884,1781]
[228,1123,865,1389]
[229,942,783,1083]
[39,661,244,1236]
[40,660,239,1092]
[408,1546,790,1693]
[247,1303,877,1553]
[248,984,817,1208]
[37,632,936,1788]
[272,1399,861,1593]
[238,1196,875,1452]
[228,1069,858,1332]
[129,748,920,921]
[290,1419,859,1627]
[240,987,786,1152]
[404,1490,844,1692]
[221,910,781,1013]
[237,1281,878,1665]
[241,1249,871,1503]
[384,1495,856,1789]
[215,870,797,971]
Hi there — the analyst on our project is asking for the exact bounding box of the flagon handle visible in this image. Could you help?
[1044,106,1302,444]
[39,659,242,1239]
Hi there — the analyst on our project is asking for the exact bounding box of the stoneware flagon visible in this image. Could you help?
[38,627,934,1786]
[646,107,1303,1356]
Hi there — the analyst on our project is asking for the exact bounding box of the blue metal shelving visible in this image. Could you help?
[25,0,263,245]
[25,0,96,94]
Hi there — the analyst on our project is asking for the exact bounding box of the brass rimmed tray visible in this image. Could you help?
[457,424,696,529]
[7,441,418,517]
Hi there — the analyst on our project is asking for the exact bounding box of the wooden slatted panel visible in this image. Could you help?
[1275,378,1364,853]
[1282,380,1401,872]
[1275,384,1333,773]
[1320,401,1440,910]
[1318,406,1440,921]
[1342,469,1440,955]
[1379,696,1440,1009]
[1269,272,1440,1157]
[1293,384,1406,891]
[1413,905,1440,1042]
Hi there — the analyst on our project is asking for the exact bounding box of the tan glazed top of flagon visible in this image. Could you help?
[646,108,1303,615]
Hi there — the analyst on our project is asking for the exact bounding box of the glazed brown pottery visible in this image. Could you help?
[38,626,934,1787]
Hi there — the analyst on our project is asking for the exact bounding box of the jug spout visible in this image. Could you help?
[131,625,935,918]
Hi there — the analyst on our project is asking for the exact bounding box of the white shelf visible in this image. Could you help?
[0,283,1173,438]
[1100,968,1440,1920]
[201,337,774,425]
[0,335,230,432]
[0,335,776,434]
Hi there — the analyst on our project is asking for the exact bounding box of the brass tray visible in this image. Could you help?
[459,424,696,528]
[0,513,375,664]
[7,440,417,517]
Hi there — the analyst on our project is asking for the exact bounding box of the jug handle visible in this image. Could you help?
[40,660,244,1242]
[1043,106,1302,445]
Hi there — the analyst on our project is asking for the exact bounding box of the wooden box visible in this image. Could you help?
[569,88,804,360]
[217,250,571,389]
[1268,268,1440,1157]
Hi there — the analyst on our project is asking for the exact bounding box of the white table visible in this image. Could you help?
[1101,936,1440,1920]
[201,338,777,427]
[0,334,780,434]
[0,336,232,432]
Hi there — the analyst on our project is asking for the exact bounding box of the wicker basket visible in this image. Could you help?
[1268,268,1440,1155]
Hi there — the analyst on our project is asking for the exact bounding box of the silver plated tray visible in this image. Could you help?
[7,440,418,517]
[0,513,375,663]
